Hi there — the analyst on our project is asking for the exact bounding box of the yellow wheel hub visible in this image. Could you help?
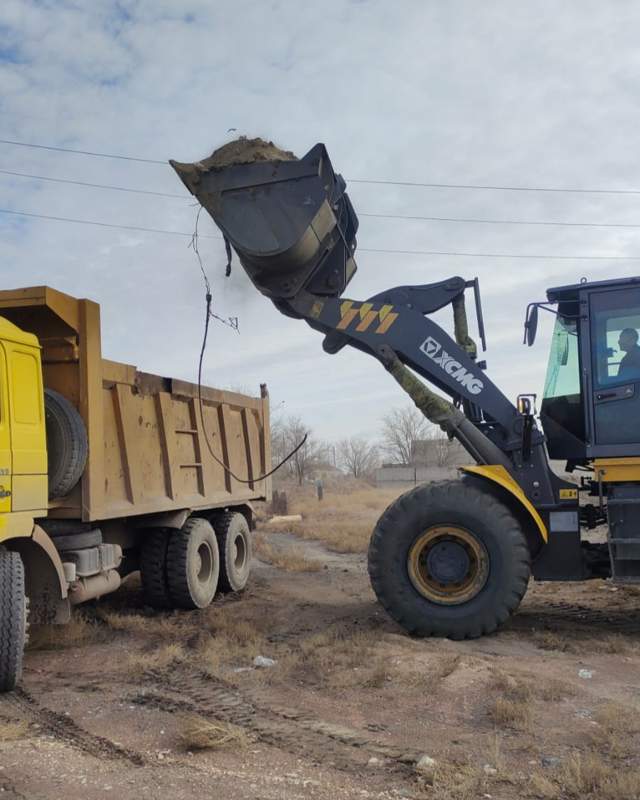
[407,526,489,605]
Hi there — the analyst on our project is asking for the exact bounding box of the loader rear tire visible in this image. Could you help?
[368,480,530,639]
[215,512,252,593]
[45,389,88,500]
[166,518,220,610]
[140,529,172,609]
[0,547,27,692]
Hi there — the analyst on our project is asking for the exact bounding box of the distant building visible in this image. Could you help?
[375,437,471,488]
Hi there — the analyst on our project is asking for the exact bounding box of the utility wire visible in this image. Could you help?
[0,138,165,164]
[4,137,640,196]
[0,207,219,238]
[6,168,640,230]
[0,168,186,198]
[3,207,640,261]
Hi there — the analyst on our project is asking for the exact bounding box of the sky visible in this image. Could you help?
[1,0,640,442]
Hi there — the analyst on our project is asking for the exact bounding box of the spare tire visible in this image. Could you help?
[44,389,88,499]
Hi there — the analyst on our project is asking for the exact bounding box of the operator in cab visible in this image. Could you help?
[618,327,640,378]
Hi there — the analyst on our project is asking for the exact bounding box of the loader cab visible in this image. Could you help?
[540,276,640,462]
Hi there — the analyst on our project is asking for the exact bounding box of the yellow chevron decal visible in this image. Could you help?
[336,301,398,334]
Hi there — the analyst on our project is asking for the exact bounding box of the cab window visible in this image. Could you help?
[591,288,640,386]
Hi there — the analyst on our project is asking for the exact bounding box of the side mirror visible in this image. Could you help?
[524,304,539,347]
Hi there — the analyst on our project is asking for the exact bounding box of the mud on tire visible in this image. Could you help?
[0,546,27,692]
[367,480,531,639]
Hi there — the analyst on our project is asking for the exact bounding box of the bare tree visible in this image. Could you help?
[337,436,379,479]
[380,406,429,464]
[271,415,328,485]
[425,425,453,467]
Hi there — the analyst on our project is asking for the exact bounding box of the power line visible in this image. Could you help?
[0,138,165,164]
[0,168,186,199]
[5,167,640,230]
[359,246,640,260]
[348,178,640,195]
[3,207,640,260]
[4,137,640,196]
[0,208,219,238]
[359,211,640,230]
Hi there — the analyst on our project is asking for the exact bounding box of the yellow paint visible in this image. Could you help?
[559,488,578,500]
[358,302,373,320]
[460,464,548,542]
[375,312,399,334]
[0,315,48,521]
[336,308,359,330]
[310,300,324,319]
[355,310,379,332]
[378,304,393,321]
[594,457,640,483]
[339,300,353,318]
[0,511,35,542]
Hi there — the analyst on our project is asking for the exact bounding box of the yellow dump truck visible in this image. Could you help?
[0,286,271,690]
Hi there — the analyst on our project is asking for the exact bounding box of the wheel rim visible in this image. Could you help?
[196,541,214,584]
[233,533,247,570]
[407,525,489,605]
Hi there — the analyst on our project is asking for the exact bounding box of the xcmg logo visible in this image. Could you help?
[419,336,484,395]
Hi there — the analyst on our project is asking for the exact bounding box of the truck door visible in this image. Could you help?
[0,344,11,513]
[590,286,640,447]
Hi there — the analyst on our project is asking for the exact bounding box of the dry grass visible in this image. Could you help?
[271,625,385,689]
[127,643,187,676]
[268,484,404,553]
[532,630,630,655]
[404,654,461,691]
[178,715,253,751]
[589,701,640,758]
[0,720,29,742]
[427,762,489,800]
[487,669,565,731]
[557,750,640,799]
[97,610,184,637]
[27,612,103,650]
[254,535,322,572]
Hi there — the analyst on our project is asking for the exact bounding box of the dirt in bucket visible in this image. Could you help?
[201,136,297,169]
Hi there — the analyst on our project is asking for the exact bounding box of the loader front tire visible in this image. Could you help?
[368,480,530,639]
[0,547,27,692]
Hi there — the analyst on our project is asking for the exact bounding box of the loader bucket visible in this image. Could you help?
[171,143,358,300]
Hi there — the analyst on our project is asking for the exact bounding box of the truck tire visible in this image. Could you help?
[215,512,252,593]
[0,547,27,692]
[48,529,103,551]
[166,518,220,609]
[368,480,530,639]
[45,389,88,499]
[140,529,172,609]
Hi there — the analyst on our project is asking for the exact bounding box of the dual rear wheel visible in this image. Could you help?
[140,512,252,610]
[368,480,531,639]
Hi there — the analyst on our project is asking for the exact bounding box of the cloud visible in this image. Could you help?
[1,0,639,442]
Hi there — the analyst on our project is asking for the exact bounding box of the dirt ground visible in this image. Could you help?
[1,487,640,799]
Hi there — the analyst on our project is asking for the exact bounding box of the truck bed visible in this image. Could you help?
[0,286,270,522]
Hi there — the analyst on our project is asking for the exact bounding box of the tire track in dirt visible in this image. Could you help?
[131,667,421,774]
[1,688,146,766]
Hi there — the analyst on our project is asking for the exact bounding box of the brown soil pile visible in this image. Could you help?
[200,136,297,170]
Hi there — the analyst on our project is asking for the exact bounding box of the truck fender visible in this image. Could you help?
[6,525,70,624]
[459,465,548,548]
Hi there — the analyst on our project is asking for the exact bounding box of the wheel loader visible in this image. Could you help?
[172,142,640,639]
